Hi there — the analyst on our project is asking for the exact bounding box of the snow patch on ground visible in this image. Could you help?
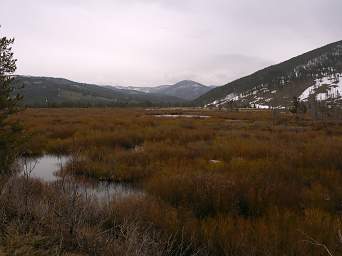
[254,104,270,109]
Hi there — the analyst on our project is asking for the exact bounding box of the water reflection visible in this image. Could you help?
[154,114,210,118]
[19,155,142,200]
[19,155,69,182]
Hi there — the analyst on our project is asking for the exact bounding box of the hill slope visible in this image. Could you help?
[111,80,215,101]
[195,40,342,108]
[13,76,186,107]
[151,80,215,101]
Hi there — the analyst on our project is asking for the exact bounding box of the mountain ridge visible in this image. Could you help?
[194,40,342,108]
[109,80,215,101]
[12,76,187,107]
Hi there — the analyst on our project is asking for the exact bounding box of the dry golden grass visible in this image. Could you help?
[11,107,342,255]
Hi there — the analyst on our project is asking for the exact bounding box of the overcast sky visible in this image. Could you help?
[1,0,342,86]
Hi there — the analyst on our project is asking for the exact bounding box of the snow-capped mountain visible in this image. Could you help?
[111,80,216,101]
[195,40,342,109]
[151,80,215,101]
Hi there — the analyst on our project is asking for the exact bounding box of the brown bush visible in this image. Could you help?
[7,107,342,255]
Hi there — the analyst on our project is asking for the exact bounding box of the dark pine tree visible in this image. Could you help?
[0,27,22,175]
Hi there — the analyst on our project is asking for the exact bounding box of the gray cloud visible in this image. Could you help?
[1,0,341,86]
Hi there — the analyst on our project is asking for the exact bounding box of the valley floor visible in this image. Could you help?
[1,107,342,255]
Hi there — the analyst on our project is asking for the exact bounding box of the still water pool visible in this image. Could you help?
[19,155,142,201]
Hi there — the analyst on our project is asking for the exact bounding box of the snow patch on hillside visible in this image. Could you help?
[299,74,342,101]
[205,85,275,108]
[254,104,270,109]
